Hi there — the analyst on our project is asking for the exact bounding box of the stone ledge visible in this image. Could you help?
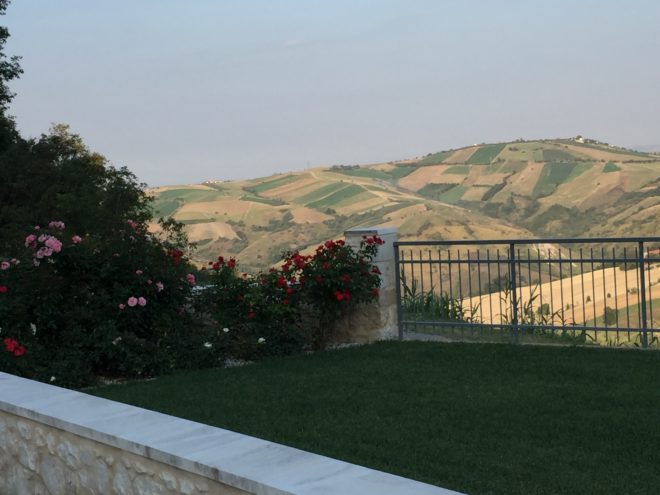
[0,372,462,495]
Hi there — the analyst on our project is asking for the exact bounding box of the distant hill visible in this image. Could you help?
[149,138,660,270]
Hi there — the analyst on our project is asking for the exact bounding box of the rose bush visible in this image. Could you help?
[199,235,383,353]
[0,218,217,387]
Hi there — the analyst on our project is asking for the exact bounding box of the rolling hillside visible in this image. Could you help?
[149,138,660,270]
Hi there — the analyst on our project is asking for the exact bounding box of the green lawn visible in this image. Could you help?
[89,342,660,495]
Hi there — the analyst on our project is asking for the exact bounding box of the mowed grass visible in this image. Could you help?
[90,342,660,495]
[466,143,506,164]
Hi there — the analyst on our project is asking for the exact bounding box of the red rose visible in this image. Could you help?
[334,291,344,301]
[340,274,350,283]
[3,338,17,352]
[277,276,287,288]
[0,285,7,293]
[227,259,236,269]
[371,266,381,275]
[371,288,380,297]
[283,299,289,305]
[13,345,25,357]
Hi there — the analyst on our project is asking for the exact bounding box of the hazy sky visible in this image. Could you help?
[5,1,660,186]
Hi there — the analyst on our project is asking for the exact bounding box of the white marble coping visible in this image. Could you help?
[0,372,462,495]
[345,227,398,237]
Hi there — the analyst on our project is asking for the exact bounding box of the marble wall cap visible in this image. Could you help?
[344,227,398,236]
[0,372,463,495]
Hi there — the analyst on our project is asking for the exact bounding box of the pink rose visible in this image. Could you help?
[71,235,82,244]
[45,237,62,253]
[25,234,37,248]
[38,234,49,242]
[156,282,164,292]
[0,261,9,270]
[135,269,143,275]
[186,274,196,286]
[127,297,138,307]
[147,279,152,285]
[48,220,65,230]
[138,297,147,307]
[118,303,125,310]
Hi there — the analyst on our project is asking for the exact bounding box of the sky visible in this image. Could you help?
[4,0,660,187]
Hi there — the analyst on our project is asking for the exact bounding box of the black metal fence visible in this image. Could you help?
[394,237,660,348]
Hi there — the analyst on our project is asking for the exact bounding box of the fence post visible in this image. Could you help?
[394,243,403,340]
[639,241,649,348]
[509,243,519,343]
[343,227,399,341]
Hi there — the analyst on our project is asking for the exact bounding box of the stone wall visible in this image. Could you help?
[0,411,247,495]
[0,371,461,495]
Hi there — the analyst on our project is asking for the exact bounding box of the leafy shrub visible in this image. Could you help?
[0,218,206,387]
[199,236,383,354]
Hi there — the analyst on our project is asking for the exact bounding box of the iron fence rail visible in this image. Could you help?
[394,237,660,348]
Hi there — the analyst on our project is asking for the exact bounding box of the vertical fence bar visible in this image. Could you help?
[639,241,648,347]
[394,243,403,340]
[613,247,620,340]
[568,248,575,328]
[624,247,631,339]
[509,243,519,343]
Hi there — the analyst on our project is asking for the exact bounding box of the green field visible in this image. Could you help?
[388,165,418,179]
[295,182,347,205]
[532,162,579,198]
[437,184,466,204]
[603,161,621,173]
[417,183,459,201]
[542,148,575,161]
[498,160,527,173]
[565,162,593,181]
[466,143,506,164]
[444,165,470,174]
[91,342,660,495]
[240,194,284,206]
[246,174,300,194]
[332,167,391,181]
[156,188,220,202]
[152,199,181,218]
[306,184,366,210]
[416,150,454,165]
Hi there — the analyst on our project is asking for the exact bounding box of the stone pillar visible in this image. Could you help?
[335,227,398,342]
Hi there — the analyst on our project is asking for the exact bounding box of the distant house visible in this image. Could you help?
[575,136,585,144]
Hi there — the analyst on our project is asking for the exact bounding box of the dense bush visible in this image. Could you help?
[0,218,210,387]
[198,236,383,355]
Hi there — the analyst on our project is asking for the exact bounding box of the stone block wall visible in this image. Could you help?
[0,372,461,495]
[0,411,248,495]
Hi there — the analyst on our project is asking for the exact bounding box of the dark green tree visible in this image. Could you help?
[0,0,22,146]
